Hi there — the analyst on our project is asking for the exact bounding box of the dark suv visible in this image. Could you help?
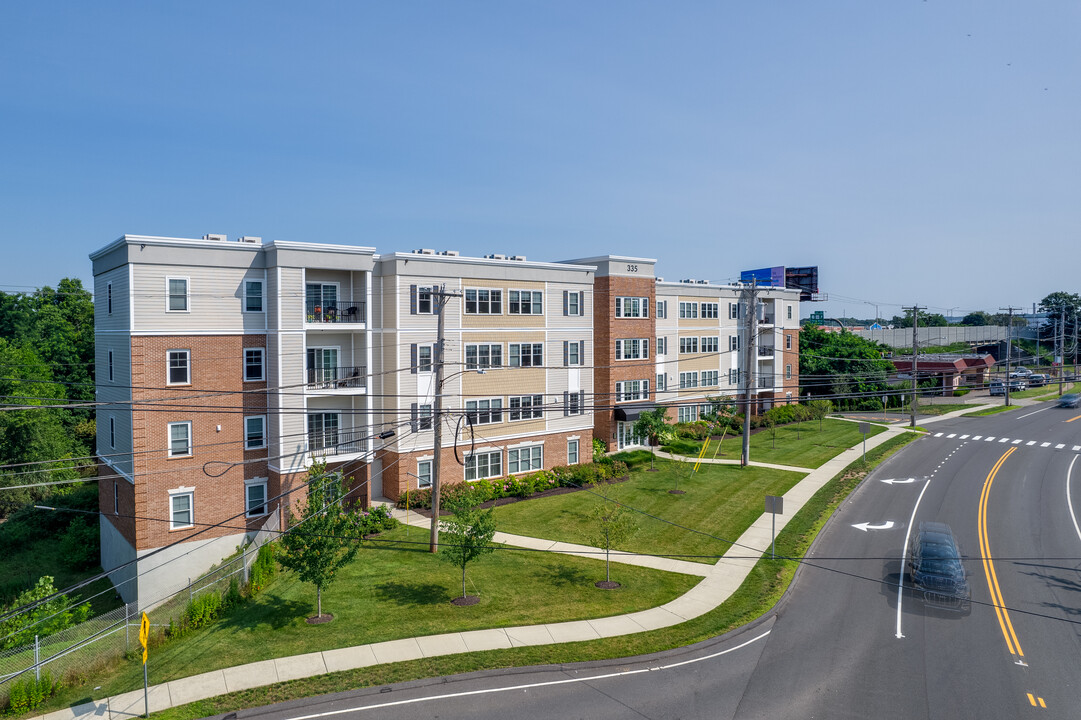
[908,522,970,612]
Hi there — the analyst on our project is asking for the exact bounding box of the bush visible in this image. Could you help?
[59,516,100,571]
[954,387,971,397]
[674,422,711,440]
[6,671,57,714]
[357,505,398,535]
[248,542,276,595]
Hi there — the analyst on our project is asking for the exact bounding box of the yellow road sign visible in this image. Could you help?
[139,612,149,664]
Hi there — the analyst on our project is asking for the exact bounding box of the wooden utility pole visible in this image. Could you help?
[1000,306,1020,407]
[429,285,461,553]
[904,305,924,428]
[741,281,758,466]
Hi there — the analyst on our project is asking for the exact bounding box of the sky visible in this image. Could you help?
[1,1,1078,320]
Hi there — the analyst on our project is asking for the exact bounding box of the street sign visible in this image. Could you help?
[858,422,870,434]
[139,612,149,664]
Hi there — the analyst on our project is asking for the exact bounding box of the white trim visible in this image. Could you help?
[243,278,265,313]
[244,347,266,382]
[244,415,268,450]
[165,276,190,313]
[166,348,191,386]
[167,421,193,457]
[244,477,269,518]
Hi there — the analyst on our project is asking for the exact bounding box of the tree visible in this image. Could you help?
[0,576,90,650]
[587,488,637,588]
[961,311,991,326]
[439,489,497,604]
[809,399,832,430]
[633,406,671,471]
[1038,291,1081,343]
[278,464,363,620]
[799,326,894,409]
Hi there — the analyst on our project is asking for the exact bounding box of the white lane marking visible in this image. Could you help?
[1013,439,1023,444]
[1042,442,1052,448]
[898,476,935,639]
[999,438,1009,443]
[852,521,896,532]
[1018,407,1051,420]
[281,629,774,720]
[1027,441,1037,446]
[973,435,982,441]
[1073,446,1081,452]
[881,478,919,485]
[948,434,957,438]
[985,437,995,442]
[934,432,944,437]
[960,435,970,439]
[1066,455,1081,546]
[1057,444,1066,450]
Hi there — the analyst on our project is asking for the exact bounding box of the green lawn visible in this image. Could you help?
[493,454,805,564]
[909,403,984,417]
[54,527,697,705]
[691,418,885,468]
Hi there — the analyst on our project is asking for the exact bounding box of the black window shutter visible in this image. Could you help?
[410,344,418,374]
[643,339,649,359]
[579,390,585,413]
[563,390,569,416]
[410,403,418,432]
[409,285,417,315]
[563,341,569,366]
[578,292,584,316]
[563,291,569,316]
[578,341,584,366]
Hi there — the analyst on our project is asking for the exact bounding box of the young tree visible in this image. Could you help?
[278,463,363,621]
[809,399,832,430]
[632,406,671,471]
[587,489,637,588]
[439,489,496,605]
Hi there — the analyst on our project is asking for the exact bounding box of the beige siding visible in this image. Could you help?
[132,265,266,333]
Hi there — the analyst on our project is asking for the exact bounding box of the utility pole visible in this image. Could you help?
[429,285,461,553]
[904,305,924,428]
[1057,307,1064,396]
[740,280,758,467]
[1000,306,1020,407]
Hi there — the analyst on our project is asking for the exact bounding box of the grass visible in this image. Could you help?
[963,404,1019,417]
[43,525,698,710]
[492,452,806,564]
[695,418,885,468]
[906,402,984,417]
[146,432,919,720]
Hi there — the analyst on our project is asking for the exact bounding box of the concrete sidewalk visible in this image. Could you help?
[47,425,909,720]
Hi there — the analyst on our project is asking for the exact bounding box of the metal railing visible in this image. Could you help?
[306,366,367,390]
[758,346,775,357]
[308,428,367,455]
[305,300,365,324]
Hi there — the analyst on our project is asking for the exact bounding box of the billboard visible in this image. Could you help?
[784,266,820,301]
[740,266,785,287]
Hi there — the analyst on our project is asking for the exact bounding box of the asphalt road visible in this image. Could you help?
[230,401,1081,720]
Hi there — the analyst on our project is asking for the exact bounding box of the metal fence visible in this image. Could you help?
[0,511,280,702]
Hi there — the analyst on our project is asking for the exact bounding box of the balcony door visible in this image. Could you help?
[306,283,339,320]
[308,412,340,452]
[307,347,339,385]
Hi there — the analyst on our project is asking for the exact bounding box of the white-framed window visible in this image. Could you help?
[679,371,699,389]
[169,489,194,529]
[410,344,434,373]
[167,349,190,385]
[508,445,542,474]
[245,280,264,312]
[615,338,649,360]
[308,282,341,318]
[615,297,649,318]
[509,342,543,367]
[107,282,112,315]
[564,290,584,316]
[617,421,644,449]
[465,288,502,315]
[701,336,719,354]
[168,421,192,457]
[728,302,741,319]
[417,285,433,314]
[244,348,264,381]
[656,336,667,355]
[466,398,502,425]
[678,405,698,423]
[417,460,432,488]
[466,450,502,481]
[615,379,649,402]
[656,374,667,391]
[308,413,340,452]
[245,416,267,450]
[109,417,115,448]
[702,370,719,387]
[701,302,719,319]
[509,290,543,315]
[729,368,740,385]
[568,439,579,465]
[245,478,268,517]
[465,343,502,370]
[564,340,584,366]
[729,335,742,352]
[678,301,697,319]
[108,350,114,382]
[166,277,189,312]
[656,300,667,319]
[564,390,585,416]
[679,337,698,354]
[786,364,793,379]
[509,394,544,421]
[411,403,433,431]
[786,334,793,350]
[787,305,793,320]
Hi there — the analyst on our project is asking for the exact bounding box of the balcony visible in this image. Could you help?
[305,300,366,326]
[757,377,775,389]
[306,366,367,391]
[308,427,367,456]
[758,346,775,358]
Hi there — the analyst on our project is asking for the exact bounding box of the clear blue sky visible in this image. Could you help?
[1,1,1077,319]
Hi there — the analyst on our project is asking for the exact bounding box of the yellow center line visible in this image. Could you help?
[1066,413,1081,423]
[979,447,1024,659]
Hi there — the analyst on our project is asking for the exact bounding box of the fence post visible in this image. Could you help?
[242,544,249,585]
[188,577,192,603]
[125,602,130,652]
[34,635,40,681]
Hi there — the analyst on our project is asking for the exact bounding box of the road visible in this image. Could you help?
[236,401,1081,720]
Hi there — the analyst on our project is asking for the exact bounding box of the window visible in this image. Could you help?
[678,406,698,423]
[509,290,543,315]
[465,288,502,314]
[245,416,266,450]
[564,340,584,366]
[170,491,193,529]
[168,422,191,457]
[656,336,667,355]
[509,343,543,367]
[729,302,741,320]
[114,483,118,514]
[564,291,584,316]
[245,479,268,517]
[244,348,264,381]
[729,368,740,385]
[679,371,699,389]
[701,336,719,354]
[787,305,793,320]
[786,364,793,380]
[568,439,579,465]
[615,379,649,402]
[656,300,667,319]
[465,450,502,481]
[702,370,719,387]
[508,445,542,474]
[678,302,698,319]
[417,286,433,314]
[107,282,112,315]
[617,421,643,449]
[308,283,340,318]
[466,398,502,425]
[509,394,544,421]
[108,350,114,382]
[410,344,434,373]
[465,344,502,370]
[679,337,698,354]
[308,413,340,452]
[701,302,719,319]
[415,404,433,430]
[729,335,742,352]
[417,460,432,488]
[786,334,793,350]
[656,374,667,391]
[109,417,115,448]
[167,350,190,385]
[245,280,264,312]
[167,277,188,312]
[564,390,585,416]
[615,297,649,318]
[615,338,649,360]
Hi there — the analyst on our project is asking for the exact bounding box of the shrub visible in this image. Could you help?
[6,671,57,714]
[954,387,970,397]
[357,505,399,535]
[674,422,711,440]
[59,516,100,571]
[248,542,277,595]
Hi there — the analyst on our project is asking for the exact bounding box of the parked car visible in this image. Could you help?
[1009,367,1032,377]
[908,521,970,612]
[1028,373,1049,387]
[989,381,1005,396]
[1059,394,1081,408]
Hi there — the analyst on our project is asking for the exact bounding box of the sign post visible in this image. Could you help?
[859,422,870,462]
[882,395,888,422]
[765,495,783,559]
[139,612,149,718]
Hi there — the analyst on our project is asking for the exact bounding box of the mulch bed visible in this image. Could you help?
[594,581,621,590]
[451,595,480,606]
[402,475,630,518]
[305,614,334,625]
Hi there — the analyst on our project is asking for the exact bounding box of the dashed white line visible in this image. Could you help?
[985,437,995,442]
[1013,439,1023,444]
[948,434,957,438]
[1056,444,1066,450]
[973,435,982,441]
[999,438,1009,443]
[934,432,943,437]
[960,434,970,439]
[1027,441,1037,446]
[1042,442,1052,448]
[1073,446,1081,452]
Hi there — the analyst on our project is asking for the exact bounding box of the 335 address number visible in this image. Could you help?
[626,264,638,272]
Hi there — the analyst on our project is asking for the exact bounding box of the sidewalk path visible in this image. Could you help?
[50,426,909,720]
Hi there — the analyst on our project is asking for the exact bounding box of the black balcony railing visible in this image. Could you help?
[306,366,367,390]
[308,427,366,456]
[305,300,365,324]
[758,346,775,357]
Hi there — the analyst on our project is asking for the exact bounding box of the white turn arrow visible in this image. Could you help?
[880,478,920,485]
[852,521,896,532]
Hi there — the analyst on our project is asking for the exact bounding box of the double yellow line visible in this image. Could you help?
[978,446,1024,660]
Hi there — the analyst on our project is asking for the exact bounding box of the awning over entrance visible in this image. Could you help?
[613,403,656,422]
